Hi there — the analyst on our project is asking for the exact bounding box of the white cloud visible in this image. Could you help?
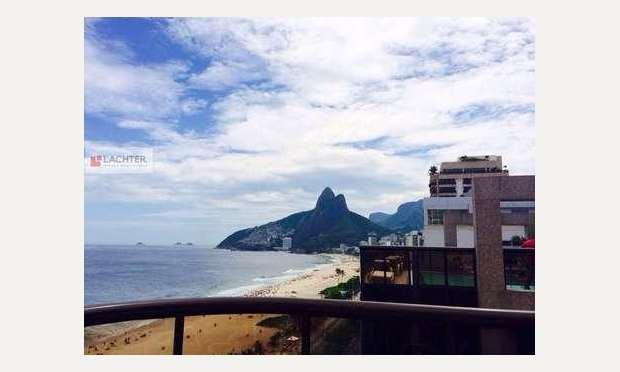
[188,60,268,91]
[85,17,535,244]
[84,34,206,120]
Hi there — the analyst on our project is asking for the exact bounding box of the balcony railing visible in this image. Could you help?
[84,296,534,355]
[503,248,535,291]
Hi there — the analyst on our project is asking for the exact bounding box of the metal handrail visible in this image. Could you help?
[85,297,534,354]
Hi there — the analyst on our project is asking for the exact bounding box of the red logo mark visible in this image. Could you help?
[90,155,102,167]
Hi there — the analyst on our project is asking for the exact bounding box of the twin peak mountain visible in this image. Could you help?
[217,187,393,253]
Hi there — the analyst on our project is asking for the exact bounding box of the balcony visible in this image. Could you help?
[360,246,478,307]
[85,296,534,355]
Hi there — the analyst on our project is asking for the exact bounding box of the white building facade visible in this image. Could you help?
[422,196,474,248]
[282,237,292,250]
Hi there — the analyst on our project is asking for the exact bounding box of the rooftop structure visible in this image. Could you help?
[429,155,508,197]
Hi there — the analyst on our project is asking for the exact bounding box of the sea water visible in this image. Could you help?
[84,244,331,305]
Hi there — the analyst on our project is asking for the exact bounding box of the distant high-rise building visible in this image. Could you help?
[404,231,420,247]
[282,237,292,250]
[368,232,377,246]
[379,233,398,246]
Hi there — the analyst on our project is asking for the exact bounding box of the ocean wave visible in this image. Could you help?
[215,283,266,297]
[252,273,298,283]
[215,260,330,296]
[282,268,311,275]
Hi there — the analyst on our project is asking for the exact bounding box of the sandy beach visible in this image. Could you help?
[84,253,360,355]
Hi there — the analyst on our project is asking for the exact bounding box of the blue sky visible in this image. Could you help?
[85,17,535,245]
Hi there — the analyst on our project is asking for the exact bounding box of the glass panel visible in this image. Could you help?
[309,317,360,354]
[360,318,482,354]
[182,314,300,355]
[525,224,535,238]
[504,250,535,292]
[501,207,534,214]
[438,187,456,193]
[418,250,445,286]
[428,210,444,225]
[84,318,174,355]
[362,249,411,285]
[446,251,475,287]
[438,178,456,185]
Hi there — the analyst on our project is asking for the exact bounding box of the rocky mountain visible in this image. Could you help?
[367,212,390,224]
[217,187,392,252]
[369,199,424,232]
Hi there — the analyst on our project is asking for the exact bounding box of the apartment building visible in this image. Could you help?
[361,168,534,307]
[359,171,535,354]
[283,237,292,250]
[422,184,534,250]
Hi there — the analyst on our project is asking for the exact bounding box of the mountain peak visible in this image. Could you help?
[369,199,424,232]
[217,186,392,252]
[334,194,348,211]
[319,186,335,198]
[315,187,336,209]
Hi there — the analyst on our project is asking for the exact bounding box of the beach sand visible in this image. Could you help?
[84,254,360,355]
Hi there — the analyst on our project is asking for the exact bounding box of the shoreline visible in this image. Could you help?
[240,253,359,298]
[85,253,360,354]
[213,252,337,297]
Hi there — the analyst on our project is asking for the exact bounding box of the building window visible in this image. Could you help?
[464,168,487,174]
[446,251,475,287]
[418,250,445,286]
[500,207,534,214]
[503,249,535,292]
[438,178,456,185]
[441,168,463,174]
[438,187,456,193]
[428,210,444,225]
[525,224,535,238]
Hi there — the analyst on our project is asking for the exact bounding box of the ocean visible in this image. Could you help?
[84,244,332,305]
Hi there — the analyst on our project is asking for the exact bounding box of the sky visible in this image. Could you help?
[84,17,535,246]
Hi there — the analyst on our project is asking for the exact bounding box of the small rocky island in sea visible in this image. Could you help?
[136,242,144,246]
[173,242,193,246]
